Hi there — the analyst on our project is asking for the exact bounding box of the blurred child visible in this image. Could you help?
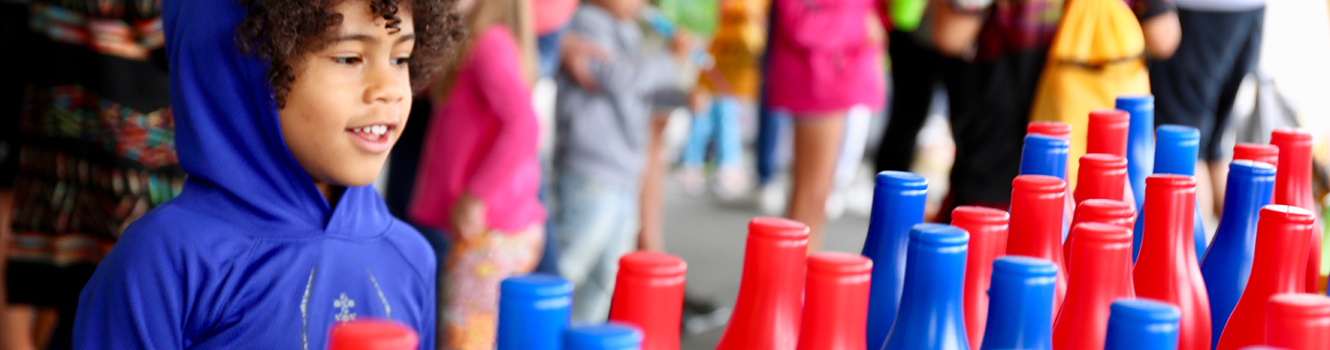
[554,0,691,323]
[73,0,461,348]
[766,0,885,252]
[679,0,767,198]
[407,0,545,348]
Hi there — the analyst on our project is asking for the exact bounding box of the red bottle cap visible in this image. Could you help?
[1029,121,1073,140]
[1134,174,1212,350]
[798,252,873,350]
[1232,143,1278,168]
[1216,205,1316,350]
[610,252,687,350]
[1265,293,1330,350]
[327,319,420,350]
[1076,153,1129,204]
[1066,199,1135,272]
[717,218,810,350]
[1009,175,1068,313]
[1054,222,1135,350]
[1087,109,1130,157]
[952,206,1011,347]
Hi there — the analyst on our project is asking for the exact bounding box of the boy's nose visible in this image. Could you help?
[365,65,407,105]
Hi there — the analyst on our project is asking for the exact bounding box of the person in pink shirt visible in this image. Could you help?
[407,0,543,348]
[765,0,885,252]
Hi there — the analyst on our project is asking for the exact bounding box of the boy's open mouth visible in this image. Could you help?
[346,123,397,154]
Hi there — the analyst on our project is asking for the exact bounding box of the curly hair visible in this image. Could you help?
[235,0,466,107]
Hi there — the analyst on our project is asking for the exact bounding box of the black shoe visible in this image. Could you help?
[681,291,731,335]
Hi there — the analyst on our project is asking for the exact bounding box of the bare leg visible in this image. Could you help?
[3,304,37,350]
[1193,160,1217,240]
[33,308,57,350]
[787,113,845,253]
[0,189,10,350]
[638,116,670,252]
[1208,160,1227,217]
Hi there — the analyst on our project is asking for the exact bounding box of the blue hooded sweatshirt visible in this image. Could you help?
[72,1,436,349]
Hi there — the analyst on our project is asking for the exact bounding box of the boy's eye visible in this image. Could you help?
[333,56,362,65]
[391,57,411,66]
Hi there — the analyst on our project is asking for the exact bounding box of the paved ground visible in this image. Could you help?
[658,183,872,349]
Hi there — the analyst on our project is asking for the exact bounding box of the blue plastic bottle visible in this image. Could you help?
[563,323,642,350]
[1199,160,1275,348]
[1134,125,1207,261]
[1104,299,1182,350]
[978,256,1057,350]
[1117,95,1154,214]
[498,274,574,350]
[881,224,970,350]
[863,171,929,349]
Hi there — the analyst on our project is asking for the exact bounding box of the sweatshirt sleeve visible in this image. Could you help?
[463,27,541,202]
[73,229,192,350]
[775,0,870,50]
[570,13,679,97]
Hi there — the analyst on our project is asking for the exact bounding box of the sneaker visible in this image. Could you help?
[713,168,751,201]
[679,166,707,197]
[681,292,732,335]
[757,180,786,216]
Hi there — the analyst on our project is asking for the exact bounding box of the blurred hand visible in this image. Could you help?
[669,29,695,64]
[560,33,610,91]
[450,192,486,242]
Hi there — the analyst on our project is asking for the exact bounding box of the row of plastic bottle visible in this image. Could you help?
[843,95,1328,350]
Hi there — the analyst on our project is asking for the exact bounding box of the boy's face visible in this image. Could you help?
[279,1,415,188]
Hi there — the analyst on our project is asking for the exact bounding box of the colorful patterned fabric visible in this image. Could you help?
[9,85,183,267]
[442,225,545,350]
[28,0,163,60]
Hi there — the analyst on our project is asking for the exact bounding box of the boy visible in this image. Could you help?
[554,0,689,323]
[72,0,461,348]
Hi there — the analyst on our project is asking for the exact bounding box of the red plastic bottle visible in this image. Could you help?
[796,252,873,350]
[1133,175,1212,350]
[1265,293,1330,350]
[1232,143,1278,168]
[327,319,420,350]
[951,206,1011,347]
[716,217,809,350]
[1269,129,1321,294]
[1087,109,1130,157]
[1215,205,1316,350]
[1065,199,1136,295]
[610,252,688,350]
[1008,175,1068,313]
[1075,153,1128,204]
[1053,223,1135,350]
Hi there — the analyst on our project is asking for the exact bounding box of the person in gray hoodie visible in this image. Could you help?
[553,0,689,323]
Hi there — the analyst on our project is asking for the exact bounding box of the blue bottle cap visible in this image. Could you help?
[1228,160,1276,177]
[1109,299,1181,323]
[875,171,929,190]
[992,255,1059,278]
[564,323,642,350]
[1115,95,1155,113]
[1020,134,1071,178]
[908,223,970,247]
[502,274,574,299]
[1154,125,1201,176]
